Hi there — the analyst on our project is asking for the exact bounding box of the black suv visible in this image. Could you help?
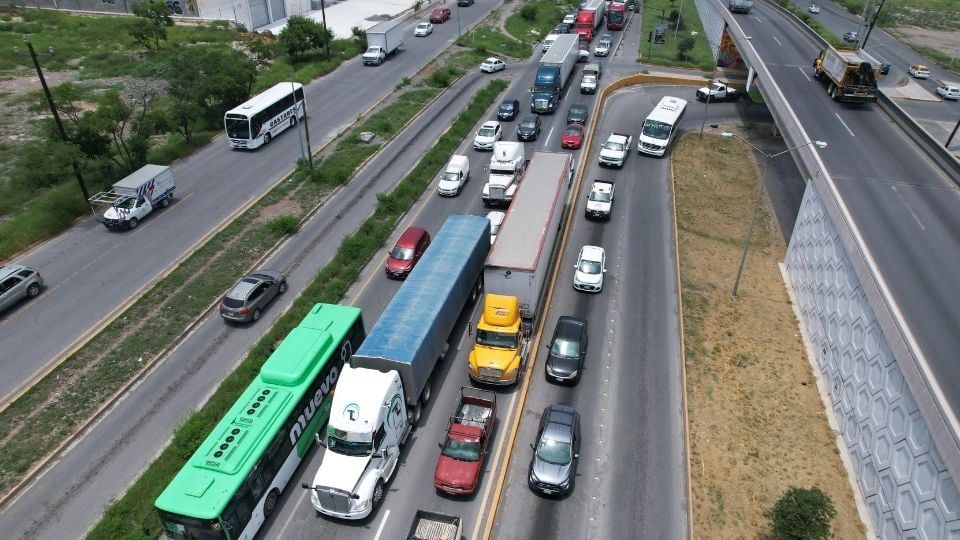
[566,103,588,126]
[517,114,542,141]
[528,404,581,496]
[458,0,473,6]
[544,316,587,383]
[497,98,520,121]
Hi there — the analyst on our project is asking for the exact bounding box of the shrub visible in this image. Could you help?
[266,214,300,236]
[765,486,837,540]
[519,4,538,21]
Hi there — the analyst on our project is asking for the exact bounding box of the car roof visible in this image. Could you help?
[0,264,31,280]
[396,226,428,246]
[542,404,578,433]
[555,316,587,339]
[227,277,261,299]
[484,57,501,63]
[591,181,613,193]
[579,245,604,260]
[481,120,500,129]
[569,103,587,112]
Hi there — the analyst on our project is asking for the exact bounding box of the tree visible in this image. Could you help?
[279,15,331,57]
[352,26,368,50]
[130,0,174,51]
[765,486,837,540]
[247,38,280,69]
[676,36,695,61]
[11,139,86,191]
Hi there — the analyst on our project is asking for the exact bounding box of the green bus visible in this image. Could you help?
[156,303,365,540]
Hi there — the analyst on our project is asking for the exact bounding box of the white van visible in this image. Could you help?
[438,155,470,196]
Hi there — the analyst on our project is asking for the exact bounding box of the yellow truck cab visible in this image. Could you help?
[468,294,526,385]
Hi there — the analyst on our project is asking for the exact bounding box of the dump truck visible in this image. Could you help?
[813,46,881,103]
[407,511,463,540]
[88,164,175,231]
[434,387,497,495]
[304,215,489,520]
[531,33,579,113]
[363,19,404,65]
[469,152,574,385]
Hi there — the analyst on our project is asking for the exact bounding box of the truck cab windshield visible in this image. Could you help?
[441,438,481,461]
[603,141,623,152]
[327,436,373,456]
[590,191,611,203]
[476,329,518,349]
[365,47,380,54]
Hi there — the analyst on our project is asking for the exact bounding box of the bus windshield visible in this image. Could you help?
[642,120,672,140]
[225,115,250,139]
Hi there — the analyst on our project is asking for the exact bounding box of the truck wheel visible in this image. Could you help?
[422,380,432,404]
[127,217,139,230]
[27,283,41,297]
[410,402,422,425]
[159,195,171,208]
[264,489,279,517]
[372,480,385,508]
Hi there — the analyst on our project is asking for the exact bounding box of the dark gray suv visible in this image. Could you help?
[516,114,542,141]
[544,316,587,383]
[0,264,43,313]
[528,404,581,496]
[219,269,287,323]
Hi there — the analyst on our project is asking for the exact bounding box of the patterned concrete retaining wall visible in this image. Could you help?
[785,181,960,539]
[694,0,725,62]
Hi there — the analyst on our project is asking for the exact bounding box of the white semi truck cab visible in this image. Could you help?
[482,141,525,207]
[304,366,410,520]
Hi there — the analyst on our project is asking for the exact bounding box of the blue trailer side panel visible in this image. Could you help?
[352,215,490,405]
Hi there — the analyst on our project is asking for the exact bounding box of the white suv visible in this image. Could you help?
[937,83,960,100]
[573,245,606,292]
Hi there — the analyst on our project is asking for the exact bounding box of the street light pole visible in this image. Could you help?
[699,90,712,138]
[24,39,90,201]
[711,125,827,297]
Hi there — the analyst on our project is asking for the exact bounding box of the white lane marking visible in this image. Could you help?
[544,126,556,145]
[752,15,762,23]
[891,186,926,231]
[834,113,855,137]
[374,508,391,540]
[772,35,783,47]
[797,67,811,81]
[275,486,310,538]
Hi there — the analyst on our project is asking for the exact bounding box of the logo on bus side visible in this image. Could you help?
[287,340,353,447]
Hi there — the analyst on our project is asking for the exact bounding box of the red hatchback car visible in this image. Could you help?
[385,226,431,279]
[429,8,451,23]
[561,123,585,149]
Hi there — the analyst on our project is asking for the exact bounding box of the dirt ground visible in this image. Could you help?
[673,133,865,538]
[888,25,960,57]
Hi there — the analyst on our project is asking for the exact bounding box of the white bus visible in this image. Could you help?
[224,82,305,149]
[637,96,687,157]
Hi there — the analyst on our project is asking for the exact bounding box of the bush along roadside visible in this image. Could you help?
[0,88,439,499]
[88,77,508,539]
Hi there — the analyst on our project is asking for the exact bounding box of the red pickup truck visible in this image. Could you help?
[433,387,497,495]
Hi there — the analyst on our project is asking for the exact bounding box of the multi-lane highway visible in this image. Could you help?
[0,0,502,411]
[740,0,960,447]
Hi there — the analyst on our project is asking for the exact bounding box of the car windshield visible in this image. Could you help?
[476,328,519,348]
[590,190,611,202]
[442,171,460,182]
[500,102,514,111]
[390,246,415,260]
[565,126,581,136]
[478,126,496,137]
[327,436,373,457]
[604,141,624,152]
[417,23,428,29]
[521,118,537,128]
[579,259,602,274]
[583,75,596,82]
[441,438,481,461]
[551,338,580,358]
[642,120,672,140]
[224,115,250,139]
[536,435,572,465]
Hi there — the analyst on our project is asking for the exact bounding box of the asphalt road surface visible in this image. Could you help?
[0,0,502,412]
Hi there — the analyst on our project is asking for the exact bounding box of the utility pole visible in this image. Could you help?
[320,0,330,60]
[25,39,90,201]
[860,0,885,49]
[946,117,960,149]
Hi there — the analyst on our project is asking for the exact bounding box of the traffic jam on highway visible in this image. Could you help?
[143,1,696,538]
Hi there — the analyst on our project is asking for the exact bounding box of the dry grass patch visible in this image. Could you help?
[674,132,864,537]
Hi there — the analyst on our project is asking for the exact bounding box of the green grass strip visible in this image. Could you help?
[88,78,507,539]
[638,0,716,71]
[0,89,437,496]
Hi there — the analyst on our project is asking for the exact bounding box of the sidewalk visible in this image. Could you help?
[261,0,416,38]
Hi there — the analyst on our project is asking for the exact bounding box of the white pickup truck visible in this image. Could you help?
[598,132,632,168]
[696,81,742,102]
[88,164,175,230]
[580,73,598,94]
[585,180,615,220]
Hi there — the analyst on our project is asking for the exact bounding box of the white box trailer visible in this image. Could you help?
[484,152,574,322]
[88,164,175,230]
